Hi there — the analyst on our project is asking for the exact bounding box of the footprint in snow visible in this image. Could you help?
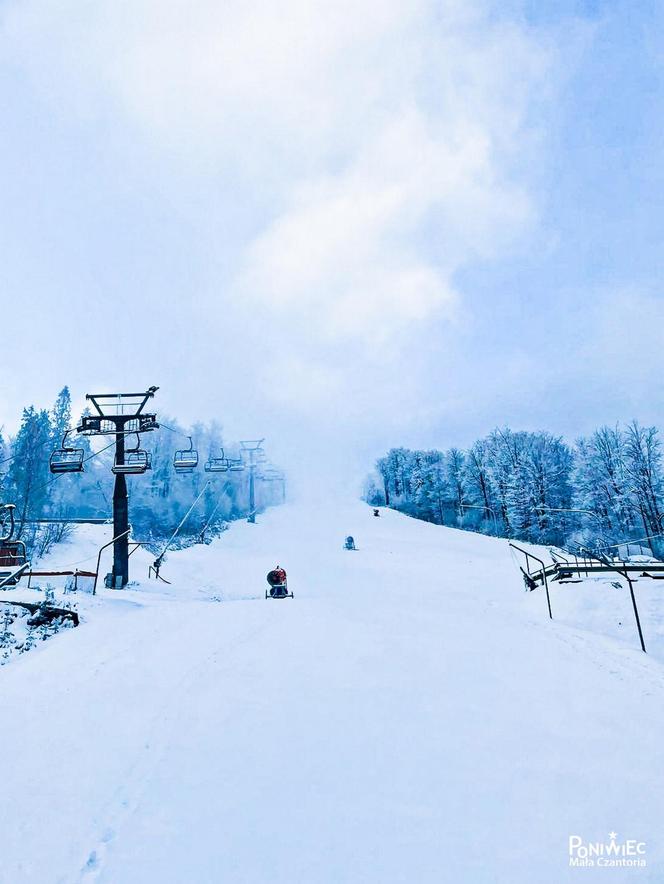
[84,851,99,871]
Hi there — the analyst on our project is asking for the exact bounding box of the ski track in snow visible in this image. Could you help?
[2,500,664,883]
[76,609,280,884]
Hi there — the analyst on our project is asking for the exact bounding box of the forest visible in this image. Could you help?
[0,387,283,557]
[366,424,664,556]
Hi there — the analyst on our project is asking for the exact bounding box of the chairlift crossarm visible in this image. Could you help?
[85,388,158,418]
[77,414,158,435]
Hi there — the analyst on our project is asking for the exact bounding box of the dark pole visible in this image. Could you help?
[113,426,129,587]
[593,550,647,654]
[248,450,256,523]
[240,441,264,523]
[78,388,158,590]
[625,573,647,653]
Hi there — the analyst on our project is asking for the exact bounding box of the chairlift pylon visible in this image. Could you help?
[50,430,85,474]
[112,433,150,475]
[174,436,199,473]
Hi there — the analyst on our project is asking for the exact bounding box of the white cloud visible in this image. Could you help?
[0,0,556,445]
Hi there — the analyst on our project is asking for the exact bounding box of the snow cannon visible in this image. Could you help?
[266,569,293,600]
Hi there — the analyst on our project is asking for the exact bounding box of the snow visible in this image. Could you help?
[1,501,664,882]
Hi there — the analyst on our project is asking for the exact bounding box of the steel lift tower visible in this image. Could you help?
[240,439,265,524]
[77,387,159,587]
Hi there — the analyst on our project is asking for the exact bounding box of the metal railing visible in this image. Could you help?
[509,542,553,620]
[509,540,649,653]
[92,528,142,594]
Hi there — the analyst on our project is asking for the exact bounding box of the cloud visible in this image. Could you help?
[0,0,557,452]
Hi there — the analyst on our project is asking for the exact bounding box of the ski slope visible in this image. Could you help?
[2,500,664,883]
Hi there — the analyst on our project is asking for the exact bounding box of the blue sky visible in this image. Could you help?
[0,0,662,484]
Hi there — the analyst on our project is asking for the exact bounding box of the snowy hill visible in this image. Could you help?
[1,501,663,883]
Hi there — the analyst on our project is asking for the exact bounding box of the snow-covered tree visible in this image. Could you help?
[623,421,663,550]
[7,406,52,537]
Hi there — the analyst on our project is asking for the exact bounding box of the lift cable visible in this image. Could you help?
[198,481,231,540]
[156,422,191,438]
[152,480,212,573]
[0,431,53,466]
[30,430,146,499]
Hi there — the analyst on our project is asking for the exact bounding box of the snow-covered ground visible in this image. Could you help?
[1,501,663,883]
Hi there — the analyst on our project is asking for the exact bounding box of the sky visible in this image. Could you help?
[0,0,663,490]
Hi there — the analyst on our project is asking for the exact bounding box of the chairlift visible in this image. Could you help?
[228,458,245,472]
[50,430,85,474]
[0,503,16,543]
[112,434,150,475]
[0,503,27,573]
[174,437,199,473]
[205,449,230,473]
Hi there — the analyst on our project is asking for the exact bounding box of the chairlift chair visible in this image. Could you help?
[50,430,85,474]
[229,459,245,472]
[0,504,16,543]
[113,450,150,475]
[0,503,27,573]
[204,448,230,473]
[112,434,150,475]
[205,459,229,473]
[174,437,199,473]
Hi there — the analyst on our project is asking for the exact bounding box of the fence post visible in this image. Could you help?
[625,573,646,653]
[592,550,647,654]
[509,542,553,620]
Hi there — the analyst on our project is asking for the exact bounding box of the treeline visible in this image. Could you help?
[366,423,664,551]
[0,387,283,556]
